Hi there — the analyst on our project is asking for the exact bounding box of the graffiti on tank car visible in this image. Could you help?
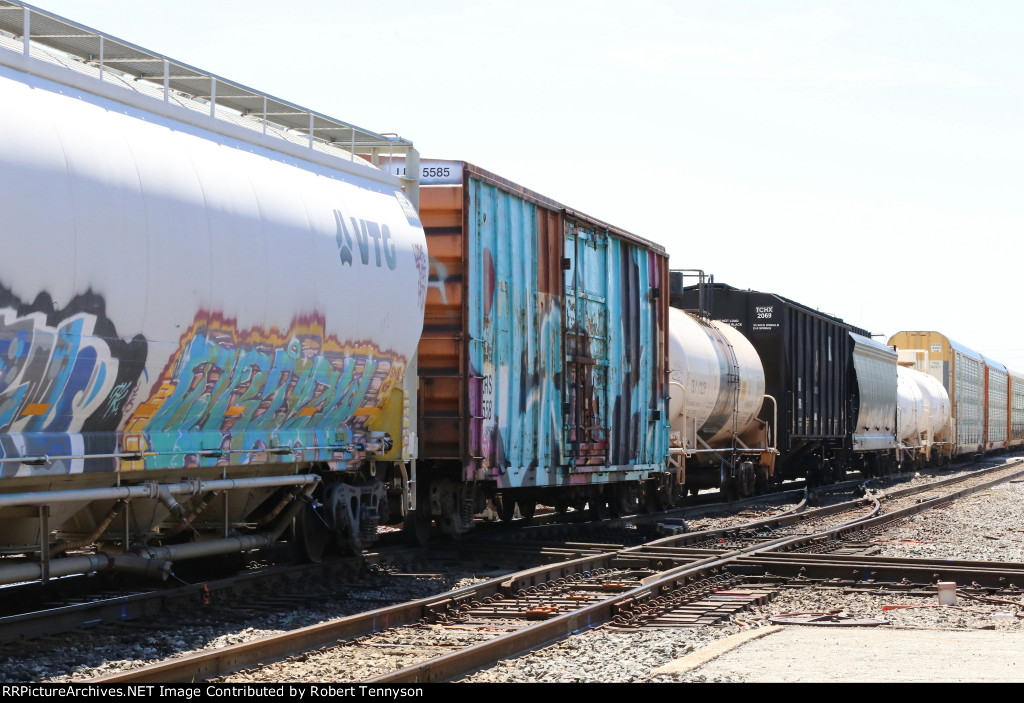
[0,287,147,474]
[335,209,397,270]
[101,381,135,420]
[0,308,118,433]
[124,312,406,468]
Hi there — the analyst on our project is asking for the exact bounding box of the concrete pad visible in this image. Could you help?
[683,627,1024,682]
[651,626,783,676]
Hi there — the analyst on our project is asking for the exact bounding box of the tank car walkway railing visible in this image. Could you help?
[0,1,419,200]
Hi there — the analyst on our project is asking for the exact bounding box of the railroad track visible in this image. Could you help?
[85,458,1024,683]
[0,459,962,647]
[0,481,813,647]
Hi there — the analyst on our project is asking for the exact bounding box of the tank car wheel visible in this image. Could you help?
[403,508,432,547]
[754,465,770,495]
[720,478,737,503]
[438,513,468,541]
[738,462,756,497]
[293,500,330,563]
[337,531,364,556]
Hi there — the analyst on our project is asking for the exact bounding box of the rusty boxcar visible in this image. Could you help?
[401,160,670,537]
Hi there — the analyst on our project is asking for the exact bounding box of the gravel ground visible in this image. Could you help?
[459,478,1024,683]
[4,574,489,683]
[8,467,1022,683]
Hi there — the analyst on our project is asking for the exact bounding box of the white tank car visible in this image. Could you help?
[0,29,425,579]
[896,368,924,443]
[668,308,768,495]
[896,366,951,465]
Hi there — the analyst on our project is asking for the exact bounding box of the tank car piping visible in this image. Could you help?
[0,440,394,469]
[0,478,319,587]
[0,474,319,510]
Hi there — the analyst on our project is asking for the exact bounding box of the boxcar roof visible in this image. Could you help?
[443,159,667,255]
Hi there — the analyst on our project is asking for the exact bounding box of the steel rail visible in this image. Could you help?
[87,494,878,683]
[89,459,1023,684]
[361,502,889,683]
[733,552,1024,590]
[366,460,1024,683]
[88,550,624,683]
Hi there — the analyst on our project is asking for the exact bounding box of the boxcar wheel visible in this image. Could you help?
[517,499,536,523]
[497,494,516,523]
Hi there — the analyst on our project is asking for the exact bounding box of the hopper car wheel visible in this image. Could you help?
[808,458,828,487]
[883,455,896,476]
[294,501,330,563]
[863,454,878,478]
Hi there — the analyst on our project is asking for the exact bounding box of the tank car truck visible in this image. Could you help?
[666,305,774,500]
[386,159,671,538]
[0,3,425,583]
[672,276,900,485]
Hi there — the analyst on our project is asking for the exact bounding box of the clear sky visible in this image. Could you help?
[23,1,1024,369]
